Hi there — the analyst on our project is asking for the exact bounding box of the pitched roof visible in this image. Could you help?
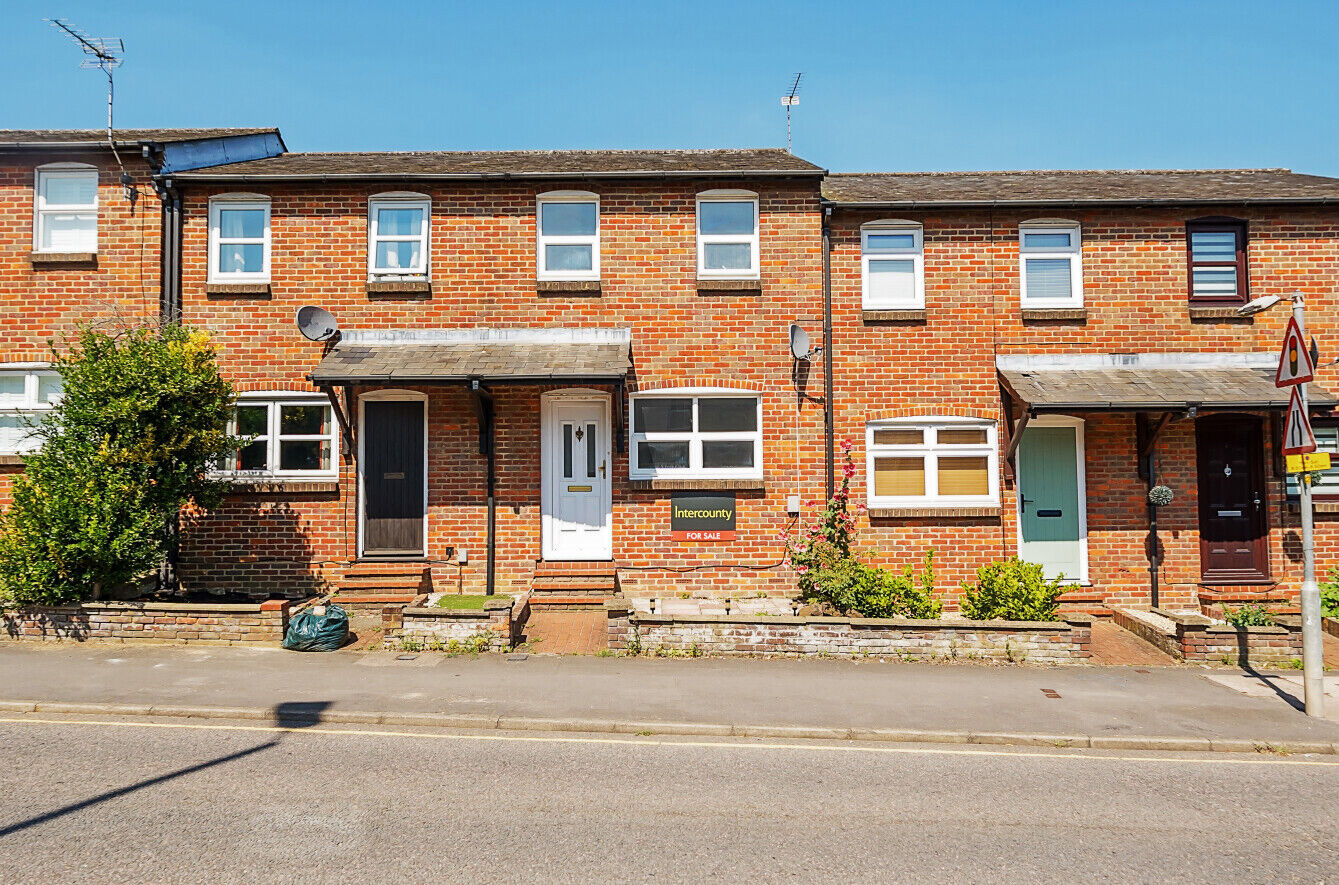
[823,169,1339,207]
[173,148,825,181]
[0,128,281,148]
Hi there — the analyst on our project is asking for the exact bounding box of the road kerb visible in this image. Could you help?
[2,699,1335,754]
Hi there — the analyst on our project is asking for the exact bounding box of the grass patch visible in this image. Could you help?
[434,594,493,610]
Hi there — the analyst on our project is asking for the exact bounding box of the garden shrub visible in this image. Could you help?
[1224,604,1276,627]
[960,558,1066,621]
[1321,569,1339,619]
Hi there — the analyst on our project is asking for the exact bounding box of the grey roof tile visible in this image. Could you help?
[1000,366,1336,410]
[309,339,632,385]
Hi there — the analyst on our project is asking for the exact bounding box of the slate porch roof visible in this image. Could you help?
[308,329,632,386]
[997,354,1336,411]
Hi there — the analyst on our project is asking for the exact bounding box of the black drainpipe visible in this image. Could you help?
[1146,445,1159,609]
[155,177,183,325]
[822,205,834,500]
[470,380,497,595]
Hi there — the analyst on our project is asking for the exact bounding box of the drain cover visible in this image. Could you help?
[507,654,529,662]
[396,654,418,661]
[1041,688,1061,699]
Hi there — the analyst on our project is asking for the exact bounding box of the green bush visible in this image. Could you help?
[1321,569,1339,618]
[848,551,942,620]
[960,558,1066,621]
[1224,604,1276,627]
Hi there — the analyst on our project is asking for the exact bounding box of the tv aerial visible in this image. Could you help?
[781,73,802,152]
[296,306,340,342]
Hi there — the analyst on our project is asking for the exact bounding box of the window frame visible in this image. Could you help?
[1288,419,1339,500]
[208,195,272,283]
[536,190,600,281]
[222,395,339,480]
[0,367,62,455]
[367,193,431,280]
[696,190,760,280]
[861,220,925,309]
[34,164,99,254]
[865,417,999,509]
[1186,218,1248,304]
[1018,221,1083,307]
[628,388,763,481]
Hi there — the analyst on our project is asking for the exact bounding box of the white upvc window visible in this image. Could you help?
[1019,222,1082,306]
[0,368,63,455]
[35,164,98,253]
[208,195,271,282]
[629,390,762,480]
[368,193,430,279]
[861,220,924,308]
[696,190,759,279]
[866,418,999,508]
[225,396,338,479]
[537,191,599,280]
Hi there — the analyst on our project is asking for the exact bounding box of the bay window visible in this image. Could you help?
[630,391,762,479]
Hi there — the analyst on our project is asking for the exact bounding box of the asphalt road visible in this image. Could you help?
[1,715,1337,883]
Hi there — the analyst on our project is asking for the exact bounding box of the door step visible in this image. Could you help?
[530,560,617,603]
[333,562,430,606]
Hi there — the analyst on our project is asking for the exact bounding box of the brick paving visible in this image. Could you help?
[1087,620,1178,666]
[521,610,608,655]
[1325,631,1339,669]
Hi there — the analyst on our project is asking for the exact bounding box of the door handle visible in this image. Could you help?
[599,460,606,479]
[1021,497,1034,512]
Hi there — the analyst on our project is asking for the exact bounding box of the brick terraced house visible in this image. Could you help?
[3,127,1339,616]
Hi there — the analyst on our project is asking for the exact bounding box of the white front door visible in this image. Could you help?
[542,395,612,560]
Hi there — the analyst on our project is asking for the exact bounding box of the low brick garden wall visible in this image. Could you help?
[2,599,292,645]
[605,602,1091,663]
[387,597,515,652]
[1114,607,1302,666]
[1326,617,1339,640]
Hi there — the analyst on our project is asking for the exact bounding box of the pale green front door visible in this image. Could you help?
[1018,425,1083,581]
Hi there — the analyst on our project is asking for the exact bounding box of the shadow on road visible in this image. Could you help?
[0,700,333,839]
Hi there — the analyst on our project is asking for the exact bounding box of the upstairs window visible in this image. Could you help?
[1187,219,1247,303]
[35,165,98,253]
[225,397,337,478]
[369,194,430,279]
[866,419,999,508]
[1019,223,1082,306]
[1287,422,1339,500]
[0,369,62,455]
[697,191,759,279]
[537,191,599,280]
[630,391,762,479]
[861,221,924,308]
[209,196,271,282]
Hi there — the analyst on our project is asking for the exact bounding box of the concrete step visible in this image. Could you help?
[532,560,617,577]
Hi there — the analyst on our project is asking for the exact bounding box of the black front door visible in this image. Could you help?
[1195,415,1269,582]
[363,400,425,556]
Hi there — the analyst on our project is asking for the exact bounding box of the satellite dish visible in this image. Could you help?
[789,323,811,361]
[296,306,339,342]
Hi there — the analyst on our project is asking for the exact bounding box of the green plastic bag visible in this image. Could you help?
[283,603,349,652]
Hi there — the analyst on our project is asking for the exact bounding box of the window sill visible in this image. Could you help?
[862,308,926,323]
[696,279,762,294]
[1020,307,1087,322]
[0,454,27,467]
[868,505,1001,519]
[29,251,97,267]
[537,280,602,296]
[367,280,431,299]
[206,282,271,298]
[627,478,765,491]
[226,479,339,494]
[1188,305,1251,321]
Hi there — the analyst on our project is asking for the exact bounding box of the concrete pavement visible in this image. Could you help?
[1,715,1336,882]
[4,643,1339,750]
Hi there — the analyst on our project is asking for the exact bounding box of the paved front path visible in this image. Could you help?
[1087,620,1178,666]
[5,644,1339,746]
[519,609,608,654]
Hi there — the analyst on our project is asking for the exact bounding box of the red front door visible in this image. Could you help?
[1195,415,1270,582]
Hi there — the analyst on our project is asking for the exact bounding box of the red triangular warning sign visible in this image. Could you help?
[1276,315,1315,387]
[1283,386,1317,455]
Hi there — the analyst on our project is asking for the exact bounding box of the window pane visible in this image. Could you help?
[1288,427,1339,496]
[867,259,916,303]
[36,375,63,404]
[1192,268,1238,298]
[702,440,754,468]
[873,428,923,446]
[938,456,990,496]
[0,375,25,400]
[280,405,328,436]
[634,398,692,433]
[374,241,422,271]
[218,208,264,239]
[236,405,269,436]
[936,428,988,445]
[236,440,268,471]
[874,456,925,497]
[0,414,37,454]
[1024,257,1072,300]
[279,440,330,471]
[40,214,96,251]
[1191,230,1238,262]
[586,423,597,478]
[1023,231,1072,249]
[218,243,264,274]
[703,242,752,270]
[699,201,755,235]
[540,201,596,236]
[376,207,423,237]
[44,174,96,206]
[698,397,757,433]
[865,233,916,251]
[563,424,573,479]
[544,244,593,271]
[637,440,689,469]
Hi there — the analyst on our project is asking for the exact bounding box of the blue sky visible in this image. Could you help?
[5,0,1338,175]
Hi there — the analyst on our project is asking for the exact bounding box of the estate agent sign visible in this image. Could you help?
[670,493,737,541]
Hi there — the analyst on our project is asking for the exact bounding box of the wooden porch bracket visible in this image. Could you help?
[1135,411,1175,481]
[998,374,1030,479]
[322,384,355,460]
